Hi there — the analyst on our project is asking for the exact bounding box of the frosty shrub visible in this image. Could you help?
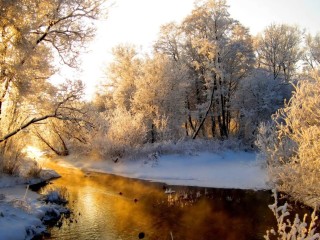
[256,71,320,206]
[233,69,293,145]
[42,186,69,204]
[26,161,42,178]
[265,189,319,240]
[0,157,21,175]
[104,108,147,159]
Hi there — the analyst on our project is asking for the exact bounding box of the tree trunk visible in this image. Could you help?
[34,131,68,156]
[192,85,215,139]
[185,121,189,137]
[186,97,195,136]
[151,123,156,143]
[210,114,216,138]
[0,78,10,118]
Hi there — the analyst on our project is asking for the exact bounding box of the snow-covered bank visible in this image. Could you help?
[0,170,68,240]
[56,150,269,190]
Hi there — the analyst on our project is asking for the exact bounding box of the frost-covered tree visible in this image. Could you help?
[256,71,320,206]
[303,33,320,71]
[256,24,302,81]
[133,54,188,142]
[103,108,147,158]
[232,69,293,144]
[155,23,198,137]
[0,0,105,168]
[155,0,254,139]
[107,44,142,111]
[154,22,182,62]
[0,0,104,113]
[100,49,187,146]
[232,24,302,144]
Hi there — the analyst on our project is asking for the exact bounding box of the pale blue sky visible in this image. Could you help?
[65,0,320,98]
[228,0,320,35]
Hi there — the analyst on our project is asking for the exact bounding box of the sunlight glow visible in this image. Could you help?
[78,0,320,100]
[23,146,44,160]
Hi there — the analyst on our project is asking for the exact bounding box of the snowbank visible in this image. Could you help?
[0,170,67,240]
[56,150,269,190]
[0,186,47,240]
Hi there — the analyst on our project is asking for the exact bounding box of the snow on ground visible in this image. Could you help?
[0,170,59,189]
[0,186,46,240]
[56,150,269,190]
[0,170,66,240]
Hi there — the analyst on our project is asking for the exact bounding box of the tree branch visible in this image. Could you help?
[0,114,56,143]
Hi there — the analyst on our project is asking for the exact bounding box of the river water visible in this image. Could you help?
[40,162,276,240]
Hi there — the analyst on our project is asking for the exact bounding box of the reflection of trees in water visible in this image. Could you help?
[42,163,277,240]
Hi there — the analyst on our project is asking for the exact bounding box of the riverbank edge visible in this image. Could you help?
[0,169,70,240]
[52,150,269,190]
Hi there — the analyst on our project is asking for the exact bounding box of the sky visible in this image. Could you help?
[60,0,320,99]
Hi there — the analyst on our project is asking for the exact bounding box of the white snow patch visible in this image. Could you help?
[55,150,269,190]
[0,169,65,240]
[0,186,45,240]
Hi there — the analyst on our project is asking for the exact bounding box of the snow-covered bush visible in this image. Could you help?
[255,122,297,167]
[91,108,147,159]
[41,186,69,204]
[25,161,42,178]
[0,157,21,175]
[257,71,320,206]
[265,189,319,240]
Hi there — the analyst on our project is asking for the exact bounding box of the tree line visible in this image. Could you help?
[0,0,319,164]
[0,0,105,169]
[94,0,319,153]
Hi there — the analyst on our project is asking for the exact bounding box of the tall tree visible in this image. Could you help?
[107,44,141,111]
[0,0,105,157]
[0,0,104,113]
[133,54,187,142]
[256,24,302,81]
[180,0,254,138]
[303,33,320,71]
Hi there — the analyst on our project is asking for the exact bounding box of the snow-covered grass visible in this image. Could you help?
[0,169,67,240]
[57,142,269,190]
[0,201,46,240]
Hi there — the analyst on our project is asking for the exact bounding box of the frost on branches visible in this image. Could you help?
[265,190,319,240]
[256,71,320,206]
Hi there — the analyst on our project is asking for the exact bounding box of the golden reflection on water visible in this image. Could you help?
[43,161,275,240]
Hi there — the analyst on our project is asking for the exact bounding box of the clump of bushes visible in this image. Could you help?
[257,72,320,206]
[26,161,42,178]
[41,186,69,204]
[0,157,21,176]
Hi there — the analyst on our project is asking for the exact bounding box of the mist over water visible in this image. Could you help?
[42,162,276,240]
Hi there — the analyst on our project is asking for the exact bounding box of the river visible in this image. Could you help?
[39,162,276,240]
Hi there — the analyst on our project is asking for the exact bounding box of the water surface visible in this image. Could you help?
[41,162,276,240]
